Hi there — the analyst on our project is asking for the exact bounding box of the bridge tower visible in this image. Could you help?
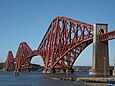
[113,56,115,76]
[89,24,110,76]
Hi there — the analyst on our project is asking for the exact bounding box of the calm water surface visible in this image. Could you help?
[0,71,88,86]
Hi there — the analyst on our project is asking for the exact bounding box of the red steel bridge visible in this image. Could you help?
[5,16,115,73]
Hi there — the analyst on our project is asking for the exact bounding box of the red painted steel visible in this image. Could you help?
[5,51,15,71]
[99,30,115,41]
[37,17,115,71]
[5,16,115,72]
[15,42,32,71]
[37,17,94,70]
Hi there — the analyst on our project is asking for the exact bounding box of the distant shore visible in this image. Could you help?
[52,76,115,86]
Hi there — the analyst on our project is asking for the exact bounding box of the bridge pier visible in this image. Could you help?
[113,71,115,76]
[42,68,74,73]
[60,69,66,73]
[89,24,110,76]
[59,69,74,73]
[66,69,74,73]
[42,69,47,73]
[46,69,55,73]
[113,66,115,76]
[42,68,55,73]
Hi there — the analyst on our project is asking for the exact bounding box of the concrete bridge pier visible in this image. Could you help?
[60,69,74,73]
[113,66,115,76]
[42,69,47,73]
[89,24,110,76]
[66,69,74,73]
[60,69,65,73]
[42,68,55,73]
[42,68,74,73]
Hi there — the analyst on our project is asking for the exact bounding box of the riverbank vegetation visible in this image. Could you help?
[0,62,5,69]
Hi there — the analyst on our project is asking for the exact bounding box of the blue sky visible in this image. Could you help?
[0,0,115,66]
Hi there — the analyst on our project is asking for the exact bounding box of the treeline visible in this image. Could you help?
[0,62,44,71]
[29,63,44,71]
[0,63,5,69]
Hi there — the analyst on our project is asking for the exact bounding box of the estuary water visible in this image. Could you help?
[0,71,88,86]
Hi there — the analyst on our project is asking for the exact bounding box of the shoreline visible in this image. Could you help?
[52,77,115,86]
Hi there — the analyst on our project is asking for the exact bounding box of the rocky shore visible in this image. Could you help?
[52,77,115,86]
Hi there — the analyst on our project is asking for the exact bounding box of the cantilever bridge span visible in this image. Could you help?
[5,17,115,74]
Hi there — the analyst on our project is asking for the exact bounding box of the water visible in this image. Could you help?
[0,71,88,86]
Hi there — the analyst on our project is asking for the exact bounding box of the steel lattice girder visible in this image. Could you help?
[99,30,115,41]
[5,51,15,71]
[5,16,115,71]
[37,17,94,70]
[15,42,33,71]
[37,17,115,70]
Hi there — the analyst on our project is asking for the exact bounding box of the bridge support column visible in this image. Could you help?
[47,69,55,73]
[42,68,55,73]
[60,69,65,73]
[89,24,110,76]
[42,69,47,73]
[113,66,115,76]
[66,69,74,73]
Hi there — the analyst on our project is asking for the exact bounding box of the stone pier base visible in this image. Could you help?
[42,68,74,73]
[89,24,110,77]
[60,69,65,73]
[42,69,47,73]
[42,69,55,73]
[89,69,110,76]
[66,69,74,73]
[113,70,115,76]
